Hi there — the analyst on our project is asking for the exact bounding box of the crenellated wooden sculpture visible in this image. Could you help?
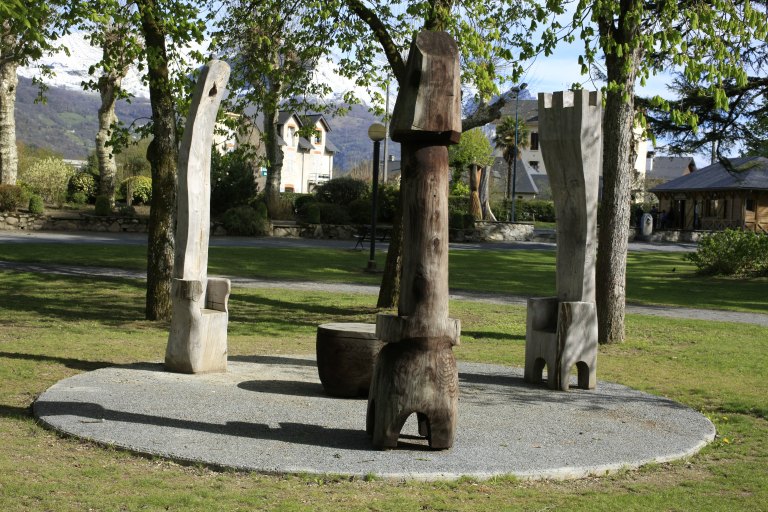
[367,31,462,450]
[524,90,602,391]
[165,60,231,374]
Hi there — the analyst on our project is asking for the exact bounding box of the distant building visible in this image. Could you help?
[646,155,696,184]
[650,156,768,232]
[219,110,337,194]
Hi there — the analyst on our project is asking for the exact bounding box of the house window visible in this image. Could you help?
[313,130,322,145]
[529,160,539,171]
[530,132,539,150]
[746,198,755,212]
[723,199,728,219]
[287,127,296,146]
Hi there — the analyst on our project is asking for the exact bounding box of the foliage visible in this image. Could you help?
[314,176,368,206]
[376,183,399,223]
[450,180,470,197]
[299,202,321,224]
[115,138,152,181]
[211,149,258,216]
[18,157,75,205]
[449,127,494,178]
[68,172,97,203]
[316,202,351,225]
[221,204,269,236]
[94,195,112,216]
[119,176,152,205]
[493,116,529,199]
[685,229,768,277]
[743,95,768,157]
[27,194,44,214]
[516,199,555,222]
[69,191,89,206]
[347,198,372,225]
[0,184,23,212]
[268,195,297,221]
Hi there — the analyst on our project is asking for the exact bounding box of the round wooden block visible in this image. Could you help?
[316,323,385,398]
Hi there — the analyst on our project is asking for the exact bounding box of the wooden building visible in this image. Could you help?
[650,156,768,233]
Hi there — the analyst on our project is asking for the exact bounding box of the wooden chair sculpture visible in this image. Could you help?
[165,60,231,374]
[367,31,462,450]
[524,90,602,391]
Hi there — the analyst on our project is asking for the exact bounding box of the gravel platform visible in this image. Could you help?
[34,357,715,481]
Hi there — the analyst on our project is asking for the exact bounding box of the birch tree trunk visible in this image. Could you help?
[595,9,643,345]
[0,53,18,185]
[96,61,124,206]
[138,0,178,321]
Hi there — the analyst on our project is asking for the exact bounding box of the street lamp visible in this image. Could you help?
[511,82,527,223]
[367,123,386,271]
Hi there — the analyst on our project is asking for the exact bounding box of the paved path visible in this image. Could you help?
[2,260,766,327]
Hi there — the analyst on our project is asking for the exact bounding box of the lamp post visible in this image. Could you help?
[511,82,527,222]
[367,123,386,271]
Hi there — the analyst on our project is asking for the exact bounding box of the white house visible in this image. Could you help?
[221,110,337,194]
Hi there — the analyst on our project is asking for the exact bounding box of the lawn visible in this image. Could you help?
[1,270,767,511]
[1,242,767,314]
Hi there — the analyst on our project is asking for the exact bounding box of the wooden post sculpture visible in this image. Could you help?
[368,31,462,450]
[165,60,231,374]
[524,90,601,390]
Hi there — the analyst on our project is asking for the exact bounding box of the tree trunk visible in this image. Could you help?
[479,165,496,220]
[469,163,482,220]
[263,106,283,214]
[96,66,123,207]
[138,0,178,321]
[595,13,642,345]
[0,56,18,185]
[376,184,403,308]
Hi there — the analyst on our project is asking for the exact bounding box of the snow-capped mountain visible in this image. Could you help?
[18,33,381,105]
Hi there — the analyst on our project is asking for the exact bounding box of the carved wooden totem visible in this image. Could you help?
[165,60,231,374]
[524,90,602,390]
[368,31,462,449]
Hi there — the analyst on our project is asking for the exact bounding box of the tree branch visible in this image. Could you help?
[461,95,509,131]
[344,0,405,84]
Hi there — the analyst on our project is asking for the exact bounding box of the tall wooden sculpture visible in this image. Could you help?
[165,60,231,374]
[368,31,462,449]
[524,90,602,390]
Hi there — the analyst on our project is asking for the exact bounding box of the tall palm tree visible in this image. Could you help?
[493,116,530,200]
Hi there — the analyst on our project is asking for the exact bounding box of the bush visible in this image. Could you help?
[314,176,368,206]
[222,205,269,236]
[18,157,75,205]
[516,199,556,222]
[120,176,152,204]
[377,183,400,223]
[685,229,768,277]
[298,202,321,224]
[94,195,112,216]
[268,195,296,221]
[28,195,44,214]
[0,184,23,212]
[348,198,372,225]
[211,150,258,215]
[317,202,351,225]
[68,172,97,203]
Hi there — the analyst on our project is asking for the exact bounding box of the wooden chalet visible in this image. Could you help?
[650,156,768,233]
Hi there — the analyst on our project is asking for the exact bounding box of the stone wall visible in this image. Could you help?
[0,211,148,233]
[450,221,535,242]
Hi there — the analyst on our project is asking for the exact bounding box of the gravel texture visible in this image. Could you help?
[34,357,715,481]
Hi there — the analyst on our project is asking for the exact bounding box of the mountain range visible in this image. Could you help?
[15,77,397,171]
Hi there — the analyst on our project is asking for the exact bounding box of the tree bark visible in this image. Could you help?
[469,163,482,220]
[95,52,124,207]
[0,54,18,185]
[263,105,283,214]
[138,0,178,321]
[595,8,643,345]
[376,184,403,308]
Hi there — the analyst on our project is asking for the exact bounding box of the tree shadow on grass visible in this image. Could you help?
[0,351,115,372]
[461,331,524,342]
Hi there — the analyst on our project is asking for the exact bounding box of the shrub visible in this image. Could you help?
[28,195,45,214]
[516,199,556,222]
[119,176,152,204]
[18,157,75,205]
[268,195,296,221]
[68,172,97,203]
[377,183,400,223]
[314,176,368,206]
[685,229,768,277]
[0,184,23,212]
[298,202,321,224]
[293,194,316,214]
[448,195,471,218]
[348,198,372,225]
[118,204,136,217]
[94,195,112,216]
[317,202,350,225]
[222,205,269,236]
[211,150,258,215]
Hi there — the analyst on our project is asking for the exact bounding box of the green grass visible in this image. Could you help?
[1,270,767,510]
[1,242,767,313]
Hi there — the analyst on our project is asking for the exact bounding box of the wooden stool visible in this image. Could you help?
[316,323,384,398]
